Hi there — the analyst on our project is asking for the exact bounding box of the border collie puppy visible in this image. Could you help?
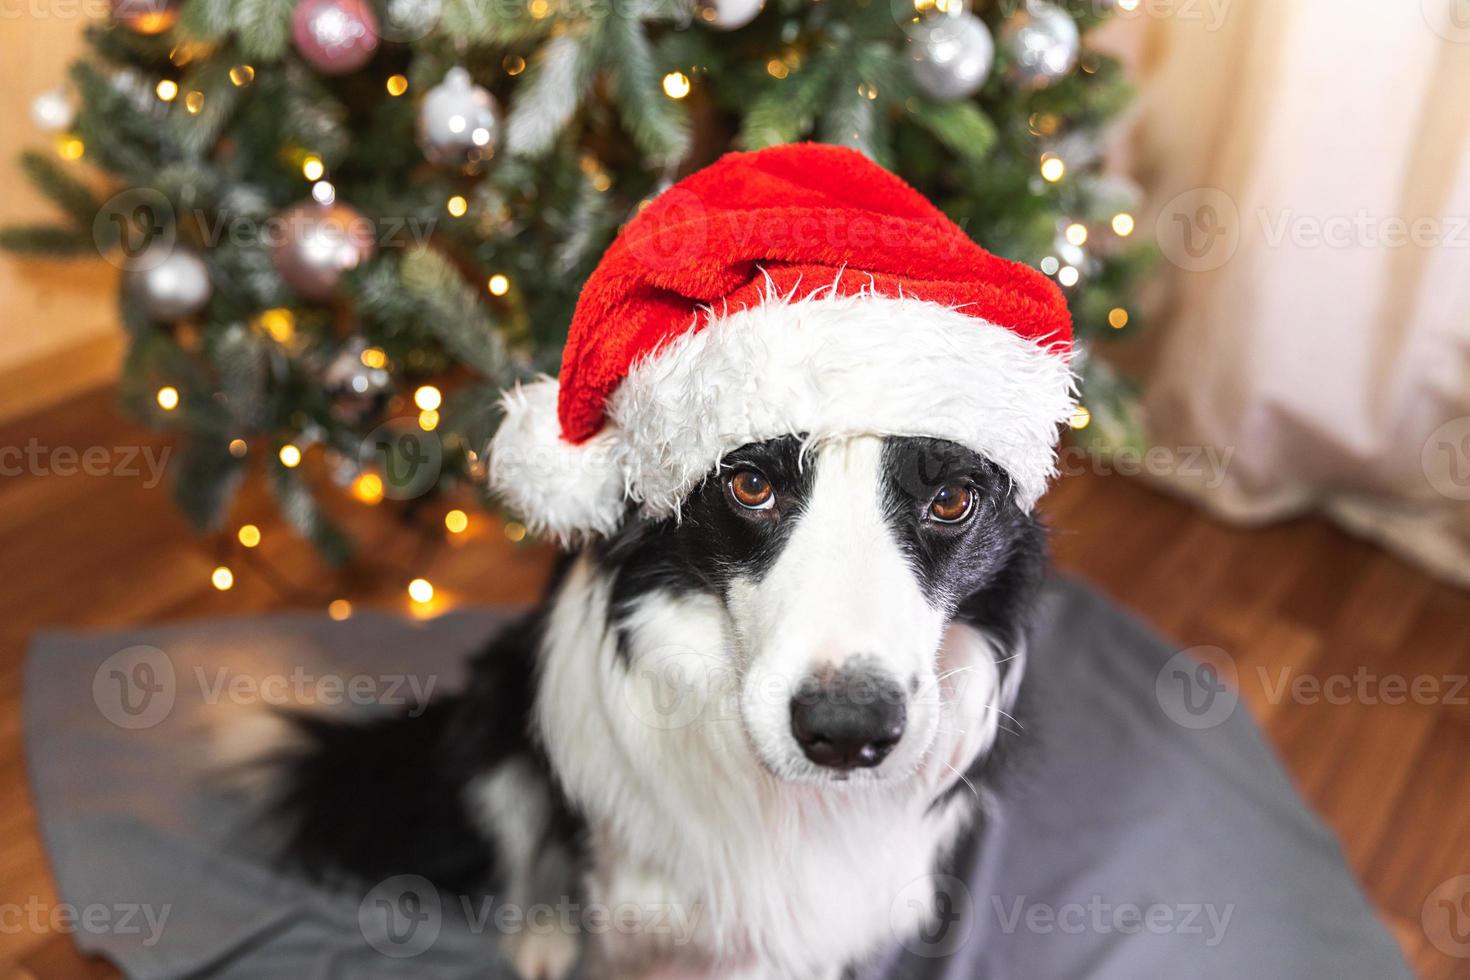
[266,145,1075,980]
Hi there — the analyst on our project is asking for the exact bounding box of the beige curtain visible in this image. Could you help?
[1113,0,1470,586]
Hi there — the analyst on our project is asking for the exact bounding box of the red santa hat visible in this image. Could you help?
[489,143,1075,541]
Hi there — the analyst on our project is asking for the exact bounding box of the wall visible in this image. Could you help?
[0,10,122,422]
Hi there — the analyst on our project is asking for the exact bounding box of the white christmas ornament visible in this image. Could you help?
[418,67,501,171]
[1001,1,1080,89]
[128,247,212,320]
[910,12,994,102]
[696,0,763,30]
[31,88,75,132]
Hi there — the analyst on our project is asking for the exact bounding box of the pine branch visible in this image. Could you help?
[69,62,169,178]
[505,32,599,159]
[739,51,839,148]
[235,0,295,61]
[179,0,234,41]
[819,84,880,161]
[439,0,555,44]
[0,226,96,256]
[910,101,997,165]
[172,438,246,531]
[208,323,270,429]
[172,62,244,159]
[19,150,103,229]
[606,13,692,167]
[271,463,353,566]
[553,172,616,278]
[398,247,510,379]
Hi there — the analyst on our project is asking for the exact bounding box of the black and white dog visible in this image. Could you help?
[259,144,1075,979]
[266,432,1044,980]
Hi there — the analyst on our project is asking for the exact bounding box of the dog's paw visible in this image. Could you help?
[502,928,580,980]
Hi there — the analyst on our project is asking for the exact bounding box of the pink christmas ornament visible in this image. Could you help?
[292,0,380,75]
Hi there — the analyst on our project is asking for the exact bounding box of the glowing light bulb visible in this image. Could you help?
[211,566,234,591]
[1070,406,1092,430]
[302,155,325,181]
[156,79,179,102]
[328,598,352,620]
[1040,155,1066,183]
[156,386,180,410]
[237,524,261,548]
[1065,223,1089,247]
[445,509,469,534]
[279,445,302,468]
[1108,308,1130,330]
[447,195,468,217]
[488,274,510,296]
[351,472,384,504]
[408,578,434,604]
[662,72,691,100]
[414,385,442,412]
[386,74,408,97]
[1112,213,1136,237]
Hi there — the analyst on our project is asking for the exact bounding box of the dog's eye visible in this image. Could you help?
[728,469,775,511]
[928,484,975,524]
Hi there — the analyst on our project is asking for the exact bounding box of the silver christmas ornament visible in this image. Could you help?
[127,247,212,321]
[910,12,994,102]
[270,200,376,302]
[31,87,75,132]
[1001,2,1080,89]
[696,0,764,30]
[322,338,392,424]
[418,67,501,172]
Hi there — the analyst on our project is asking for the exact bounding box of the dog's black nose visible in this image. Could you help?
[790,662,907,770]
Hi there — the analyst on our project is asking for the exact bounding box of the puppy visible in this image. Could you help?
[263,143,1075,979]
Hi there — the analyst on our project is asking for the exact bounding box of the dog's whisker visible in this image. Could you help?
[943,761,981,803]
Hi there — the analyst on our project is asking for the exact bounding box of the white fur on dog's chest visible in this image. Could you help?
[533,556,1002,978]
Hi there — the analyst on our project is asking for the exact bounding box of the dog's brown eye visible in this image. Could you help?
[728,469,775,511]
[928,484,975,524]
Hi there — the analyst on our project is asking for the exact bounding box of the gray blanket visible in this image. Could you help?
[24,576,1410,979]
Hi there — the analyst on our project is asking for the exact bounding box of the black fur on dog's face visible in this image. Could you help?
[595,434,1045,785]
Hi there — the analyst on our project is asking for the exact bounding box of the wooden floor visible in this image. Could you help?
[1,387,1467,979]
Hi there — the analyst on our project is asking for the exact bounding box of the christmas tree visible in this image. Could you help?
[3,0,1151,565]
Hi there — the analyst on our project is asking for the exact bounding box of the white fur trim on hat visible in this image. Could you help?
[489,290,1075,543]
